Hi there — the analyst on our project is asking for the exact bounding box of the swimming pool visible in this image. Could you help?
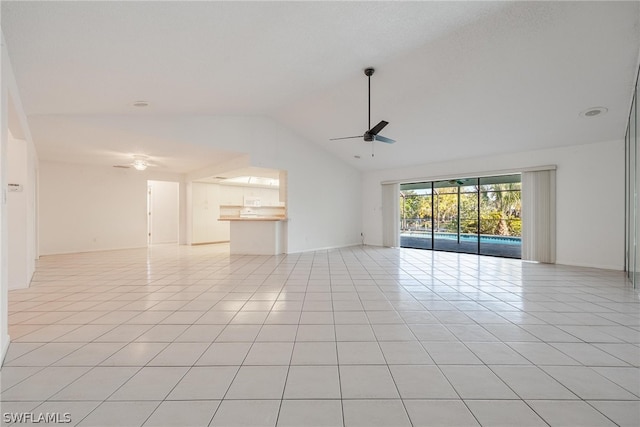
[403,232,522,246]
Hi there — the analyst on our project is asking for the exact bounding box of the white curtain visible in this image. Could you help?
[381,183,400,247]
[522,170,556,263]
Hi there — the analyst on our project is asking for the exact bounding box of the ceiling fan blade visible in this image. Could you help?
[373,134,396,144]
[368,120,389,136]
[329,135,363,141]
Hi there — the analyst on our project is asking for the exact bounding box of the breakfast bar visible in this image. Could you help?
[218,204,287,255]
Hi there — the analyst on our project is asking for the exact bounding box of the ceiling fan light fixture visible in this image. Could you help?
[132,155,148,171]
[132,160,147,171]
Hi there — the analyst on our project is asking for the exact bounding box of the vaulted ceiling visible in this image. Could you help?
[2,1,639,172]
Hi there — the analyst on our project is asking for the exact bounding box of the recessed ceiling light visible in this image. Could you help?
[354,155,361,159]
[579,107,608,118]
[132,101,149,108]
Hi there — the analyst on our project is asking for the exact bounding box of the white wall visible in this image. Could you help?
[178,181,188,245]
[39,162,183,255]
[7,135,37,289]
[166,116,362,253]
[7,137,26,288]
[192,182,229,244]
[362,140,625,270]
[0,28,38,364]
[25,136,37,283]
[148,180,179,245]
[36,116,361,255]
[1,29,9,363]
[255,120,362,253]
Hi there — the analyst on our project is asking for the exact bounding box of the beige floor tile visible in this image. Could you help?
[277,400,342,427]
[167,366,238,400]
[75,401,159,427]
[51,367,138,401]
[109,367,189,401]
[210,400,279,427]
[142,400,220,426]
[4,245,639,427]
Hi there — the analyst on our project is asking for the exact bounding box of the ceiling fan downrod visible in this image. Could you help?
[365,67,374,131]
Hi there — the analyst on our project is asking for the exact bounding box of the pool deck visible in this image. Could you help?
[400,234,522,258]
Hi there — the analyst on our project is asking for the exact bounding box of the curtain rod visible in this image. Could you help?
[380,165,556,186]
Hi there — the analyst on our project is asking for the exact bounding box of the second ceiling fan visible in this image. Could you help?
[330,67,396,145]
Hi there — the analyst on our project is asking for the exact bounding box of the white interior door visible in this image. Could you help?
[148,180,179,245]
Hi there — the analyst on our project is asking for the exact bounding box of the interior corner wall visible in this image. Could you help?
[39,161,184,255]
[111,115,363,253]
[194,117,363,253]
[362,140,625,271]
[1,27,9,364]
[262,121,362,253]
[1,26,39,365]
[7,135,37,289]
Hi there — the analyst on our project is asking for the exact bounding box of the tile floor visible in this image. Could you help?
[1,244,639,426]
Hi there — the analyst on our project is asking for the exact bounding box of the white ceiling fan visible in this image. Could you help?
[113,155,153,171]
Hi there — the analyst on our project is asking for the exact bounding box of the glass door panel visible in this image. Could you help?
[459,180,479,254]
[400,183,433,250]
[479,175,522,258]
[433,181,459,252]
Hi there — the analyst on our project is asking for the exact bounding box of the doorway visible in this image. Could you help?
[147,180,179,245]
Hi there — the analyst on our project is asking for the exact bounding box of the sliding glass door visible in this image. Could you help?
[433,179,479,254]
[400,174,521,258]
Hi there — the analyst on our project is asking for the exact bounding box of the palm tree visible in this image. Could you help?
[491,183,521,235]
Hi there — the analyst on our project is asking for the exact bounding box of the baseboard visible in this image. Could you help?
[8,282,29,291]
[288,242,362,254]
[39,245,148,257]
[1,334,10,368]
[191,241,230,246]
[555,260,624,272]
[8,268,37,291]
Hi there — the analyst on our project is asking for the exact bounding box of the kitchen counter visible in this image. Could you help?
[218,217,286,254]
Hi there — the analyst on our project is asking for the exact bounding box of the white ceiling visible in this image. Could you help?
[2,1,639,172]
